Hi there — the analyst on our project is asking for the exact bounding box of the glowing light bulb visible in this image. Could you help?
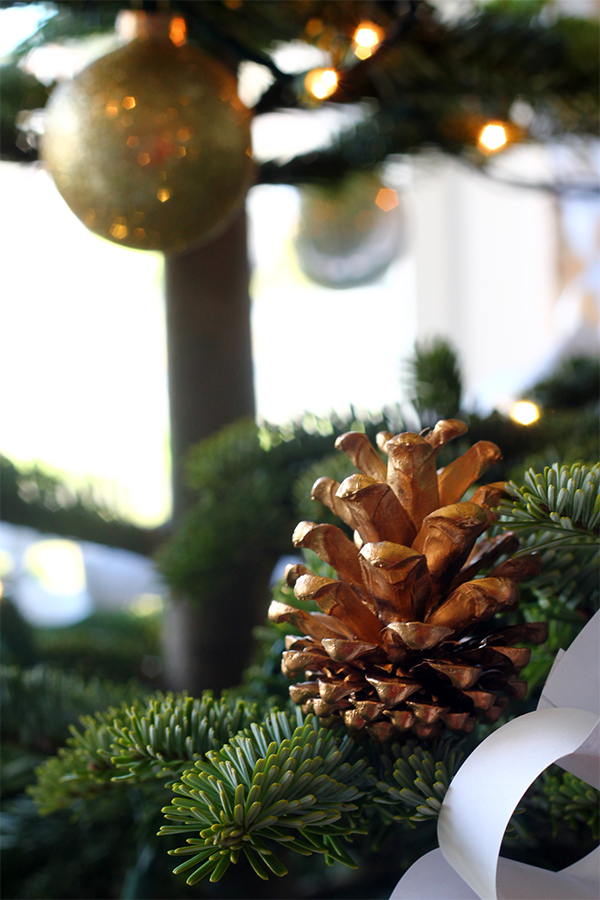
[478,122,508,153]
[353,23,383,58]
[510,400,540,426]
[304,68,338,100]
[169,17,187,46]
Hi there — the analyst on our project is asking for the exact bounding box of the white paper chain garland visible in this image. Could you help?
[391,612,600,900]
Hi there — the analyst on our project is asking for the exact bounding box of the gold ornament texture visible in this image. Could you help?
[41,35,253,254]
[270,420,547,741]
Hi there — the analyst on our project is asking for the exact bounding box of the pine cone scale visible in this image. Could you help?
[365,675,421,705]
[321,638,379,663]
[386,434,440,530]
[462,689,497,710]
[425,577,519,631]
[385,709,417,730]
[437,441,502,506]
[405,700,450,725]
[419,660,482,689]
[358,543,428,622]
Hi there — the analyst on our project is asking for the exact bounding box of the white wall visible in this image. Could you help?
[408,152,559,411]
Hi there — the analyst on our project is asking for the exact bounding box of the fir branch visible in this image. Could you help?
[518,535,599,613]
[402,338,463,423]
[159,710,371,885]
[109,692,258,781]
[499,463,600,541]
[28,704,142,815]
[0,665,145,755]
[374,737,465,824]
[530,769,599,841]
[30,691,259,814]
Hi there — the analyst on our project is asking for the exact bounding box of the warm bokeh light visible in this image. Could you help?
[478,122,508,153]
[510,400,540,425]
[305,18,323,39]
[110,219,128,239]
[169,16,187,46]
[375,187,399,211]
[304,67,338,100]
[353,23,383,59]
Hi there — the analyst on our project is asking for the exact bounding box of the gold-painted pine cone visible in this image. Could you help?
[269,420,547,741]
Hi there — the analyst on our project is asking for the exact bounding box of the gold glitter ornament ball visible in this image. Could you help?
[41,26,253,255]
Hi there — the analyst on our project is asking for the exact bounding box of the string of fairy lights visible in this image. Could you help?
[302,20,510,155]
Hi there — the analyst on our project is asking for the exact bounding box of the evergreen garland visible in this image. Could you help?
[29,709,127,815]
[157,413,397,601]
[0,456,161,556]
[3,0,597,194]
[4,357,599,895]
[403,338,463,425]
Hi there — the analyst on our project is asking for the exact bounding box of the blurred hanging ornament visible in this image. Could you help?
[41,12,253,255]
[294,171,405,288]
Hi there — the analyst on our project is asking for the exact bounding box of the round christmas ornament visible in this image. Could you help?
[294,170,405,288]
[41,13,253,255]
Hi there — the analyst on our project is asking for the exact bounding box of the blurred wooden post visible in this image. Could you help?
[162,207,259,693]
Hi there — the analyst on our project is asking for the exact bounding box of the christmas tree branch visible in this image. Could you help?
[374,736,466,824]
[499,463,600,548]
[159,709,370,884]
[29,691,258,813]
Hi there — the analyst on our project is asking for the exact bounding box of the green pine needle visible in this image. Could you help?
[29,690,259,814]
[500,463,600,546]
[531,769,600,841]
[108,692,257,781]
[498,463,599,614]
[28,704,142,815]
[159,710,370,885]
[374,738,465,823]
